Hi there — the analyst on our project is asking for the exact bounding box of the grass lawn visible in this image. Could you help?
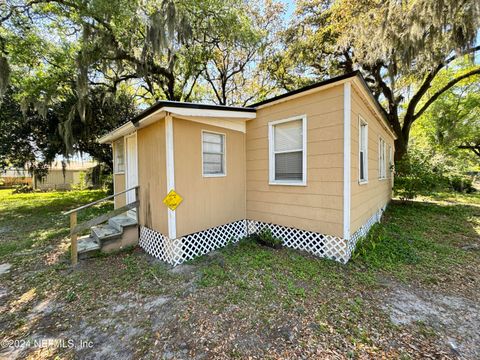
[0,189,479,359]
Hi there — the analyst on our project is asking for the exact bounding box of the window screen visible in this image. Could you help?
[359,121,368,182]
[114,139,125,173]
[379,138,386,179]
[202,132,225,175]
[388,145,393,178]
[272,119,304,182]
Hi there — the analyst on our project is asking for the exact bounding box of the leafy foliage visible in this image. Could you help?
[394,145,477,201]
[0,86,137,174]
[393,149,446,201]
[255,228,283,247]
[0,0,284,167]
[412,61,480,161]
[271,0,480,160]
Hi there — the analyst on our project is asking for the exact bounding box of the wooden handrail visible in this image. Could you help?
[70,201,138,235]
[63,186,139,215]
[67,185,139,266]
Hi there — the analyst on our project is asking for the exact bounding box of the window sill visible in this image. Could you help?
[203,173,226,178]
[358,180,368,185]
[269,181,307,187]
[378,177,387,181]
[114,172,125,175]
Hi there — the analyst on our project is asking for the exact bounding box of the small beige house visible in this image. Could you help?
[99,71,395,265]
[34,161,97,190]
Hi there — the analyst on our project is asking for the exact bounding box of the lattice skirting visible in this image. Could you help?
[139,207,386,266]
[347,205,387,259]
[139,220,247,266]
[246,220,350,263]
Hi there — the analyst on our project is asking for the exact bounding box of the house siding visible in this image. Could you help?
[350,84,394,235]
[113,173,126,208]
[137,120,169,235]
[36,170,74,190]
[246,85,345,238]
[173,118,246,238]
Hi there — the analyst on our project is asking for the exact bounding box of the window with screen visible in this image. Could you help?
[359,118,368,183]
[114,139,125,173]
[269,116,306,185]
[388,144,393,178]
[379,137,387,179]
[202,131,225,176]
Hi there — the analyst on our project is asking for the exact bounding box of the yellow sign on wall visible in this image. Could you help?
[163,190,183,211]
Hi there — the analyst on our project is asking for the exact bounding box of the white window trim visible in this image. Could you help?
[388,144,393,179]
[113,138,126,175]
[268,115,307,186]
[379,136,387,180]
[201,130,227,178]
[358,116,368,184]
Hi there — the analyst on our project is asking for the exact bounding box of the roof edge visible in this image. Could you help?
[131,100,256,125]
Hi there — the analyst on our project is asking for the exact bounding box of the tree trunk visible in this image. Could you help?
[394,137,408,162]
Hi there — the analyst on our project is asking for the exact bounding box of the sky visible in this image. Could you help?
[280,0,296,20]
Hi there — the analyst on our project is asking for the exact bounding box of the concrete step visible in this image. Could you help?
[78,235,100,259]
[108,213,137,232]
[91,224,122,242]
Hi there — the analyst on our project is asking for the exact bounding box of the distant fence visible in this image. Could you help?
[0,176,33,188]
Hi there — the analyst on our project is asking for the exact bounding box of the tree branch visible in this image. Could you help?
[403,45,480,130]
[458,144,480,157]
[413,67,480,120]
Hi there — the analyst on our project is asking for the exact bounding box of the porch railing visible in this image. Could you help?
[64,186,139,266]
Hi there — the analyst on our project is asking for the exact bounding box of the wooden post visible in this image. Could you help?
[135,187,140,220]
[70,212,78,266]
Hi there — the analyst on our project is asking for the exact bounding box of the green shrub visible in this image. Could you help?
[12,184,34,194]
[448,175,475,193]
[71,171,88,190]
[86,164,113,194]
[393,150,447,201]
[352,224,420,268]
[256,228,282,247]
[102,173,114,194]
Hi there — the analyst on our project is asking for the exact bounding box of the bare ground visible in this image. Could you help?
[1,249,479,359]
[1,191,479,359]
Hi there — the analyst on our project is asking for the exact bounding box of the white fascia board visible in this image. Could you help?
[98,122,136,144]
[136,110,166,129]
[162,106,256,120]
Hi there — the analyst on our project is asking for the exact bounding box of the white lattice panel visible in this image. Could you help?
[247,220,349,263]
[139,226,183,265]
[346,205,386,259]
[139,220,247,266]
[139,206,386,266]
[179,220,247,263]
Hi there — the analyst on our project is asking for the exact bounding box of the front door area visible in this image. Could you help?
[125,133,138,207]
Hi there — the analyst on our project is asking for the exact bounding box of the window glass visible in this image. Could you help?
[274,120,303,152]
[270,118,305,183]
[359,121,368,182]
[202,132,225,176]
[114,139,125,173]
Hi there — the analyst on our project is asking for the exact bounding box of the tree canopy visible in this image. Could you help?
[270,0,480,160]
[412,60,480,162]
[0,0,283,169]
[0,0,479,170]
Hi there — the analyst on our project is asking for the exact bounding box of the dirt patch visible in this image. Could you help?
[0,263,11,275]
[0,290,181,360]
[382,284,480,359]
